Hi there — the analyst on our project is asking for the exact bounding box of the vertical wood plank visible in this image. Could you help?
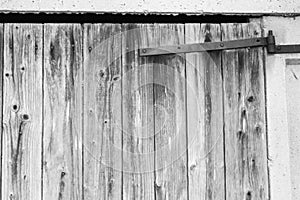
[153,24,188,200]
[222,23,268,200]
[202,24,224,200]
[185,23,224,200]
[122,24,155,200]
[2,24,42,200]
[43,24,83,200]
[0,23,3,198]
[83,24,122,200]
[185,23,205,200]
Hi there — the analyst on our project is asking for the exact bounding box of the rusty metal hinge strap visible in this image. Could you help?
[139,37,268,56]
[139,30,300,56]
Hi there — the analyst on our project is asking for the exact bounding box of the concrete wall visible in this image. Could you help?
[0,0,299,14]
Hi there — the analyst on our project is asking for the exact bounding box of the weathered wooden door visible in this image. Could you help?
[1,22,268,200]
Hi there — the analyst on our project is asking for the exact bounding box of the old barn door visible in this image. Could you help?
[1,22,268,200]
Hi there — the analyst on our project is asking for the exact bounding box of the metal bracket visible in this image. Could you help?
[139,30,300,56]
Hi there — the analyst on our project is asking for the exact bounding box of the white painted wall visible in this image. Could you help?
[263,16,300,200]
[0,0,300,13]
[285,60,300,200]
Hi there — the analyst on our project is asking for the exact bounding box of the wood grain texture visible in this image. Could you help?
[2,24,43,200]
[0,22,270,200]
[0,23,3,198]
[202,24,224,200]
[122,24,155,200]
[43,24,83,200]
[222,23,268,200]
[185,23,224,200]
[83,24,122,200]
[153,24,187,200]
[185,23,206,200]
